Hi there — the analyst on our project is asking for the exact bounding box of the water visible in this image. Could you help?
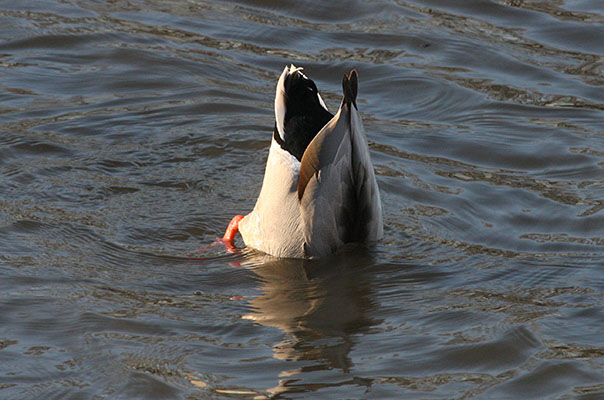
[1,0,604,398]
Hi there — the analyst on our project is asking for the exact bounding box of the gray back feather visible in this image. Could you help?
[298,70,383,258]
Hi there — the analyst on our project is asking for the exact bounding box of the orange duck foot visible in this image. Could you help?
[221,215,244,249]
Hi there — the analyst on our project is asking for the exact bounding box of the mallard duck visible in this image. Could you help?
[223,65,383,259]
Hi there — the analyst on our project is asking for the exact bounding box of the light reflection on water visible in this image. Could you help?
[1,0,604,398]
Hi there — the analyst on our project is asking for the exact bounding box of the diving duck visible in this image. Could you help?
[223,65,383,259]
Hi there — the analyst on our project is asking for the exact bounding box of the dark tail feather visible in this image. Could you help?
[342,69,358,109]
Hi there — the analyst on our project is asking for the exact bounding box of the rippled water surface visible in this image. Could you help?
[1,1,604,398]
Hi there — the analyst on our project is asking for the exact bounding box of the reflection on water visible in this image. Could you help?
[242,248,378,396]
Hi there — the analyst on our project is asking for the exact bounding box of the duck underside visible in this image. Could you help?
[238,67,383,259]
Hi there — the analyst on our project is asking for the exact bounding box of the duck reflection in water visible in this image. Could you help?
[241,246,380,396]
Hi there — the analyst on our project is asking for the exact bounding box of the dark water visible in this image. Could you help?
[1,1,604,398]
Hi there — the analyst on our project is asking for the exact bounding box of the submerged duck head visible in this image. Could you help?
[274,65,334,161]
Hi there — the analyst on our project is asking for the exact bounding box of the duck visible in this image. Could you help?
[222,65,383,259]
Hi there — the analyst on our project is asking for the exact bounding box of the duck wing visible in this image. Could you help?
[298,70,383,258]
